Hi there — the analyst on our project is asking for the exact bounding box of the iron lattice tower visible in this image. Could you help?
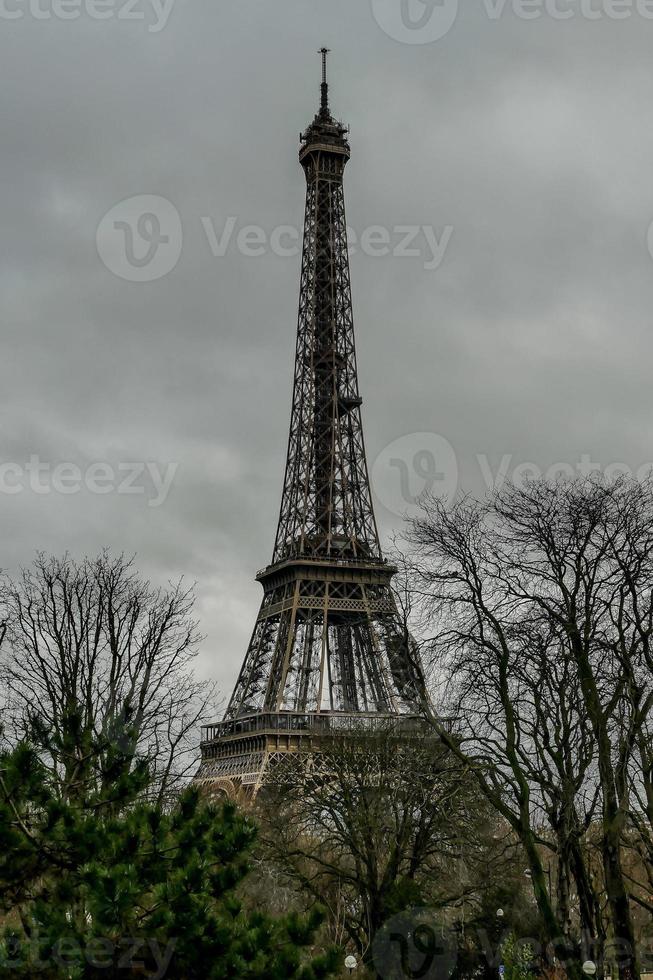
[197,51,427,796]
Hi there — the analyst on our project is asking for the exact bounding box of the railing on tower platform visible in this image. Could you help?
[201,711,449,746]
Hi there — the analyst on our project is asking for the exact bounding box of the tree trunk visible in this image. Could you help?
[602,830,639,980]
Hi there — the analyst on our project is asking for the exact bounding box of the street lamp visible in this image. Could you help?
[344,954,357,974]
[496,908,505,918]
[582,962,597,976]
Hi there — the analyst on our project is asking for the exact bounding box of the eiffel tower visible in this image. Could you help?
[197,51,427,797]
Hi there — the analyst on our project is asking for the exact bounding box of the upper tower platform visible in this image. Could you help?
[299,48,350,166]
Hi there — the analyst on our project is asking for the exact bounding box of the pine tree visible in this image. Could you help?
[0,720,338,979]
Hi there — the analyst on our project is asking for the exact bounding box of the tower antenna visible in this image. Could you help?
[319,47,330,112]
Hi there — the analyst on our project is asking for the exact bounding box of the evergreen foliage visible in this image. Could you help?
[0,720,337,979]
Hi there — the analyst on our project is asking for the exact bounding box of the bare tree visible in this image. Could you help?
[402,477,653,980]
[0,551,216,805]
[259,724,501,968]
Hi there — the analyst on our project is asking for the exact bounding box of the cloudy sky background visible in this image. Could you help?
[3,0,653,699]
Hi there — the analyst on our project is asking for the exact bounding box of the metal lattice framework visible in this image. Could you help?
[197,51,426,794]
[273,128,378,565]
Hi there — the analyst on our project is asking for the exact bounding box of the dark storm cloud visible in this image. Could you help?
[2,0,653,696]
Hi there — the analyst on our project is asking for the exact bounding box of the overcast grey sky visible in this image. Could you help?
[3,0,653,698]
